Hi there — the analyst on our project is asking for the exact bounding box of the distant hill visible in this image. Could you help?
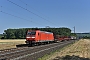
[0,34,3,39]
[76,33,90,37]
[0,34,3,35]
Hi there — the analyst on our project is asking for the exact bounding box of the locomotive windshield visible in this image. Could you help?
[27,32,36,35]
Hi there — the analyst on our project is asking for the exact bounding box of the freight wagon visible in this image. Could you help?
[54,35,71,41]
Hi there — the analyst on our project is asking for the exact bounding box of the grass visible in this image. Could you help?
[38,39,90,60]
[0,39,26,50]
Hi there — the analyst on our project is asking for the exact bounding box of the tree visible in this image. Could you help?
[3,27,71,39]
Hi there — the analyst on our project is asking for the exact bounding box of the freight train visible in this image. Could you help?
[25,30,76,45]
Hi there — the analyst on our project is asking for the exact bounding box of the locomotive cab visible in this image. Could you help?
[26,31,36,44]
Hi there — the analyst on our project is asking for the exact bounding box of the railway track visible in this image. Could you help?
[0,40,76,60]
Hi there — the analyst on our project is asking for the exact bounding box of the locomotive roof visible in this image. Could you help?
[28,30,53,34]
[40,31,53,34]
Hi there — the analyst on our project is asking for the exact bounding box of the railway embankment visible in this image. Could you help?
[39,39,90,60]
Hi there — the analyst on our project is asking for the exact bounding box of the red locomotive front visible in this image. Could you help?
[26,30,36,44]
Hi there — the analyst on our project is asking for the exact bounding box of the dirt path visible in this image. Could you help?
[46,39,90,60]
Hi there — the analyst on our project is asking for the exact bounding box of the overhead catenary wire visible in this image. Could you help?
[19,0,49,19]
[1,6,2,11]
[7,0,58,26]
[0,6,44,26]
[0,10,44,26]
[7,0,47,20]
[1,6,33,20]
[19,0,58,26]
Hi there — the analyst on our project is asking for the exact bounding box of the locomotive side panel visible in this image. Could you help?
[37,31,54,42]
[48,33,54,41]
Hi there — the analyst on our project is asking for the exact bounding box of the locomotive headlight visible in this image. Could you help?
[26,37,35,38]
[32,37,35,38]
[26,37,30,38]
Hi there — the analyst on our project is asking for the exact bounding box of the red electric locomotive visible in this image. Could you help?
[25,30,54,45]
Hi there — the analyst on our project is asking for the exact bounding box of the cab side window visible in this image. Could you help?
[38,33,39,35]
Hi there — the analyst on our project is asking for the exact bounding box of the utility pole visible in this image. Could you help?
[74,26,75,33]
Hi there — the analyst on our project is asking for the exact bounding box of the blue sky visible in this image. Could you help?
[0,0,90,33]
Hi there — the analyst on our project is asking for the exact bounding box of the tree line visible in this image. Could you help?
[0,27,76,39]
